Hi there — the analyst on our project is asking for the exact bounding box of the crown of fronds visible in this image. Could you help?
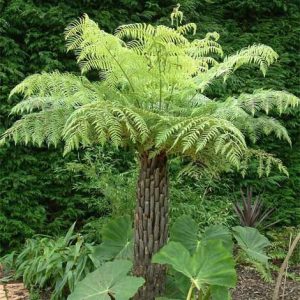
[1,10,299,176]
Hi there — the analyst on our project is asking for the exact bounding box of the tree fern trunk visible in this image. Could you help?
[133,151,168,300]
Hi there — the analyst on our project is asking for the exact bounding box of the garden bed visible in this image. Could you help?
[232,266,300,300]
[1,265,299,300]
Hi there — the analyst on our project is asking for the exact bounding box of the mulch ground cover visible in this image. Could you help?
[232,266,300,300]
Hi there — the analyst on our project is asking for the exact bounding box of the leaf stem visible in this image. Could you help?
[186,283,195,300]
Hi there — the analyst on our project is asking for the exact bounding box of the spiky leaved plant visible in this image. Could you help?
[1,8,299,299]
[233,187,275,228]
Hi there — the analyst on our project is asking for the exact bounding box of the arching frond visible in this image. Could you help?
[176,23,197,35]
[115,23,156,40]
[241,149,289,177]
[196,44,278,91]
[236,90,300,115]
[1,108,71,147]
[156,116,247,167]
[187,38,223,59]
[62,102,151,154]
[245,117,291,144]
[9,71,95,99]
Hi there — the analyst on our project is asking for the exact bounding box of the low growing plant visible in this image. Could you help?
[152,215,271,299]
[233,187,275,228]
[5,214,274,299]
[0,223,98,300]
[267,227,300,266]
[0,216,136,299]
[68,260,144,300]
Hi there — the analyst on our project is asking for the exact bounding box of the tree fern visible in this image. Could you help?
[2,11,299,174]
[2,7,299,297]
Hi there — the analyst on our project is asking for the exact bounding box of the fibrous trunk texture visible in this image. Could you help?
[133,151,169,300]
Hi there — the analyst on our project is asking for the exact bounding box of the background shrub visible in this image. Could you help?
[0,0,299,254]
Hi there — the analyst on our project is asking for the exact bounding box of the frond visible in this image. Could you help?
[236,90,300,115]
[205,32,220,41]
[177,160,228,180]
[244,116,291,144]
[8,72,100,120]
[210,98,292,144]
[65,13,102,52]
[62,102,151,154]
[190,93,213,107]
[187,38,223,59]
[196,44,278,91]
[176,23,197,35]
[65,14,140,94]
[241,149,289,177]
[155,25,188,44]
[116,23,189,47]
[115,23,156,40]
[170,4,183,25]
[1,108,71,147]
[9,71,95,99]
[156,116,247,167]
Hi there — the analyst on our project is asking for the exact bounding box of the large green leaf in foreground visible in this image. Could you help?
[211,285,232,300]
[93,215,133,262]
[67,260,144,300]
[201,225,233,252]
[152,240,236,289]
[233,226,270,263]
[170,215,199,254]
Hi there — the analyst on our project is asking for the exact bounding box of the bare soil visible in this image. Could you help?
[232,265,300,300]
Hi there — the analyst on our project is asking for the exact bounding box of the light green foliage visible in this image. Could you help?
[210,285,231,300]
[202,225,233,251]
[0,216,136,299]
[1,223,97,300]
[68,260,144,300]
[2,11,299,177]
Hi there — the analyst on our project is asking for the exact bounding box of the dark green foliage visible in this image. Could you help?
[0,147,114,253]
[0,0,299,254]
